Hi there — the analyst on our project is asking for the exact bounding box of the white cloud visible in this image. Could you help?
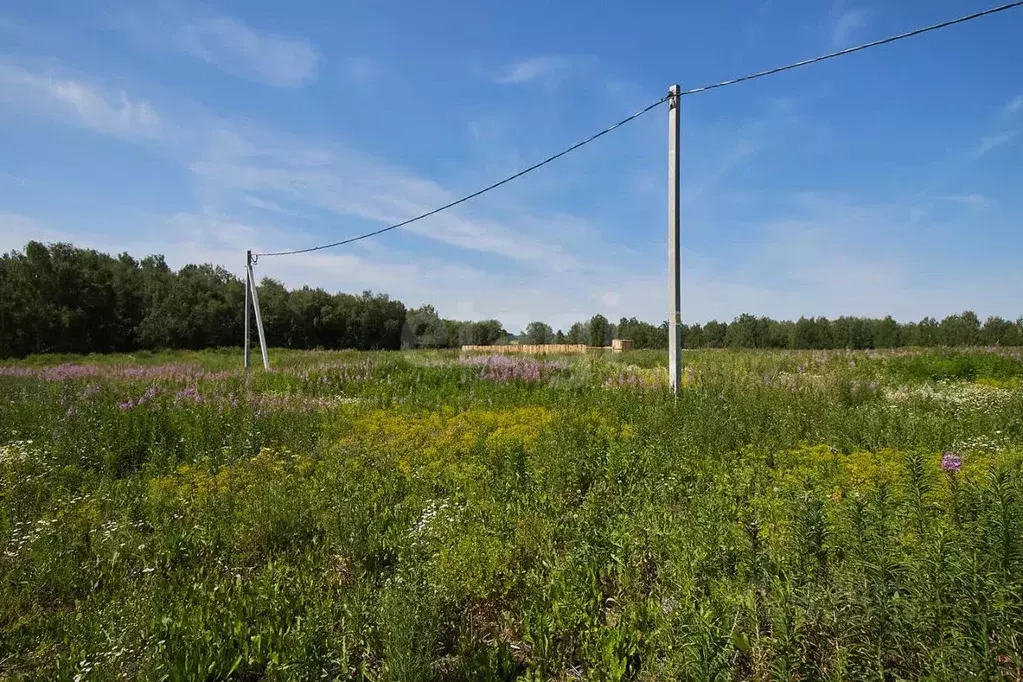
[493,56,577,85]
[0,212,46,246]
[831,8,868,47]
[0,64,164,139]
[244,195,299,215]
[6,49,1019,331]
[684,125,764,206]
[1001,95,1023,118]
[6,186,1023,333]
[177,16,319,87]
[941,193,990,209]
[970,130,1019,160]
[189,137,582,272]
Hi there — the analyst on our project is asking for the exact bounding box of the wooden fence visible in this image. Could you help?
[461,344,589,355]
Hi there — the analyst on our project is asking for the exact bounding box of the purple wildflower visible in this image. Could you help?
[458,354,563,382]
[136,386,160,406]
[175,387,202,404]
[941,451,963,473]
[604,373,643,389]
[118,399,135,411]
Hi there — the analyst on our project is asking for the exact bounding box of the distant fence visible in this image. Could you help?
[461,344,589,355]
[461,341,635,355]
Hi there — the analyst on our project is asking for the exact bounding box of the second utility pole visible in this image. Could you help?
[667,84,682,394]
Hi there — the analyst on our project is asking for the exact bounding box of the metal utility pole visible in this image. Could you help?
[244,250,251,371]
[245,252,270,370]
[667,84,682,394]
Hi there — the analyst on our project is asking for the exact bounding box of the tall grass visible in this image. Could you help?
[1,348,1022,679]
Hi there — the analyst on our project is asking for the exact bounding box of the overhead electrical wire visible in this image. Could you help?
[255,0,1022,258]
[254,97,668,256]
[679,0,1023,96]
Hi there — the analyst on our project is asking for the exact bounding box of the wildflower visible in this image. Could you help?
[941,451,963,472]
[117,399,135,411]
[458,354,564,382]
[174,387,202,404]
[136,386,160,405]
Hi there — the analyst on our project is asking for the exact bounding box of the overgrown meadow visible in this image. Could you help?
[2,347,1023,680]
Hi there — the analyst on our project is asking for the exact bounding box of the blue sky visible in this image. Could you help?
[1,0,1021,332]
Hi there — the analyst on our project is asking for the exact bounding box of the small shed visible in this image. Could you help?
[611,339,634,353]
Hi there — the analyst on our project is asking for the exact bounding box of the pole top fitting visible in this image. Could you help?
[668,84,681,97]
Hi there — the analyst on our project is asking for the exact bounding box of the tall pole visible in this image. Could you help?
[667,84,682,394]
[245,256,271,370]
[244,250,251,371]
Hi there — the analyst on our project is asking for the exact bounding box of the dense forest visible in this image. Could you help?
[1,241,1021,358]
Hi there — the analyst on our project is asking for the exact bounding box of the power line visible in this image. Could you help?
[255,0,1022,258]
[680,0,1023,96]
[254,96,668,257]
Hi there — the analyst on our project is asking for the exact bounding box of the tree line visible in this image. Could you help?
[1,242,1020,358]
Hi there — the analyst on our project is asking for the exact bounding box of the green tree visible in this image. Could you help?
[917,317,939,346]
[524,321,554,345]
[587,314,610,347]
[403,305,446,348]
[875,316,901,348]
[981,316,1022,346]
[702,321,728,348]
[939,311,981,346]
[726,313,769,348]
[566,322,586,345]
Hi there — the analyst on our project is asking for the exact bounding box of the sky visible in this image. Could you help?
[1,0,1021,332]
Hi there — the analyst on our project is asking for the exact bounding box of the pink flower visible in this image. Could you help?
[174,387,202,404]
[941,451,963,472]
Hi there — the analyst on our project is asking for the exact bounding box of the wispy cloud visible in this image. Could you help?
[243,195,302,216]
[941,193,991,209]
[684,127,764,206]
[682,97,805,207]
[715,191,1022,321]
[831,8,868,47]
[1002,94,1023,119]
[2,55,592,281]
[0,63,165,139]
[194,162,581,272]
[970,130,1019,160]
[186,123,588,272]
[493,56,577,85]
[177,16,319,87]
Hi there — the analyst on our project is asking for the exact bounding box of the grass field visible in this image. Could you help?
[2,347,1023,680]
